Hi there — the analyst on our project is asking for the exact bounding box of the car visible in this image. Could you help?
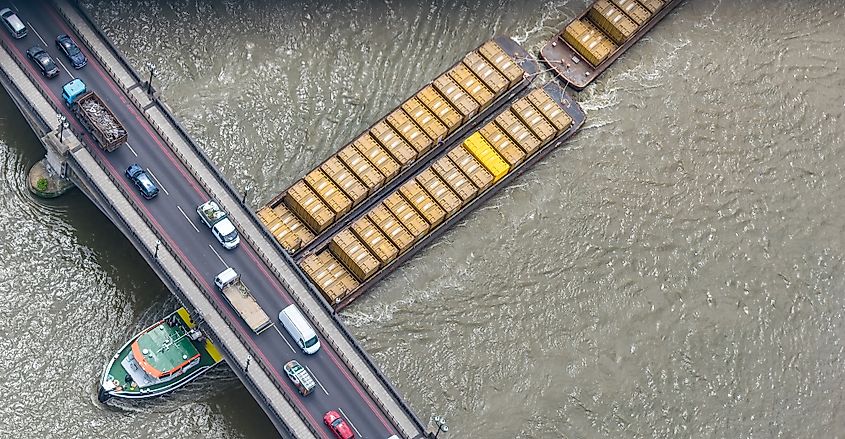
[55,34,87,69]
[125,164,160,199]
[323,410,354,439]
[283,360,315,396]
[26,46,59,79]
[0,8,26,39]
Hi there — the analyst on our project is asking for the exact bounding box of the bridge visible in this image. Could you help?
[0,1,428,437]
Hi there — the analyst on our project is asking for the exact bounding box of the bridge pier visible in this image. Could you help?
[28,129,77,198]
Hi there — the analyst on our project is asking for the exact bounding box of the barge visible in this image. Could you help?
[298,82,585,309]
[257,36,539,257]
[539,0,682,90]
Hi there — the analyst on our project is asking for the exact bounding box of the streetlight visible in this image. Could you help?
[154,240,161,259]
[430,416,448,438]
[146,62,156,95]
[57,114,68,142]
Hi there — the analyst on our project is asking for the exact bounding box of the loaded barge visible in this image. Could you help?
[539,0,682,90]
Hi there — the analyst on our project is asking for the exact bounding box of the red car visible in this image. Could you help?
[323,410,354,439]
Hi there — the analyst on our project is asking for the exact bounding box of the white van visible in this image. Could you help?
[278,305,320,354]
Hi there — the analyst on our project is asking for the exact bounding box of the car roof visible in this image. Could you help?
[215,218,236,235]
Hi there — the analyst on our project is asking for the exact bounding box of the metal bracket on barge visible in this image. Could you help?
[539,0,683,91]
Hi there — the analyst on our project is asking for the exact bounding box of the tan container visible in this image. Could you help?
[432,156,478,203]
[563,19,617,66]
[448,64,494,110]
[461,132,510,183]
[416,168,462,217]
[479,121,526,166]
[386,109,434,154]
[353,133,399,181]
[329,229,380,281]
[339,144,385,192]
[367,204,414,253]
[494,110,541,155]
[284,180,335,233]
[321,157,368,206]
[401,98,448,145]
[301,251,359,305]
[478,40,525,88]
[370,121,417,167]
[383,192,430,239]
[611,0,652,24]
[588,0,639,45]
[273,203,316,250]
[433,74,480,120]
[462,52,509,98]
[511,98,556,144]
[416,85,463,134]
[526,89,574,135]
[448,145,494,191]
[637,0,664,13]
[399,180,446,228]
[346,214,398,265]
[305,168,352,217]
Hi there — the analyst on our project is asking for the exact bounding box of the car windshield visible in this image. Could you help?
[303,336,318,348]
[223,230,238,242]
[331,418,343,428]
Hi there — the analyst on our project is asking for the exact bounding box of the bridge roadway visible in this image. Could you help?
[0,1,426,437]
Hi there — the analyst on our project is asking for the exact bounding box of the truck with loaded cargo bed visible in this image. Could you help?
[61,78,126,151]
[197,200,240,250]
[213,268,271,334]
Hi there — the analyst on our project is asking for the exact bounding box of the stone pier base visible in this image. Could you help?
[28,158,74,198]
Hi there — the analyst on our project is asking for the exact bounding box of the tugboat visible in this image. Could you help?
[98,307,223,402]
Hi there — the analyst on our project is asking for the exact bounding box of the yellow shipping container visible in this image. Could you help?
[400,180,446,228]
[611,0,652,24]
[588,0,639,45]
[367,204,415,253]
[321,157,368,206]
[433,74,480,120]
[416,168,462,217]
[479,122,526,166]
[339,144,385,192]
[259,206,308,252]
[526,89,574,136]
[350,216,399,264]
[462,53,509,97]
[305,168,352,217]
[448,145,494,191]
[284,180,335,233]
[637,0,664,13]
[401,98,448,145]
[301,251,359,305]
[273,203,316,250]
[329,229,380,281]
[386,109,434,154]
[448,64,494,110]
[478,40,525,88]
[383,192,430,239]
[494,110,542,155]
[370,121,417,167]
[461,132,510,182]
[416,85,463,133]
[353,134,400,181]
[511,98,556,144]
[432,156,478,203]
[563,19,617,66]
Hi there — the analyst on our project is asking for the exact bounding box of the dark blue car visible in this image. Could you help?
[125,164,159,199]
[55,34,87,69]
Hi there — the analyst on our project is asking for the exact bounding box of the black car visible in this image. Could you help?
[25,46,59,78]
[125,164,160,199]
[55,34,86,69]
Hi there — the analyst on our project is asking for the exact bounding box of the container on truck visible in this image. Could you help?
[61,79,126,152]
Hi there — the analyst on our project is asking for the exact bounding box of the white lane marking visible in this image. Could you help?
[337,408,361,438]
[303,364,329,396]
[176,205,200,233]
[9,1,19,13]
[125,142,138,157]
[208,244,228,268]
[145,168,168,195]
[273,325,297,353]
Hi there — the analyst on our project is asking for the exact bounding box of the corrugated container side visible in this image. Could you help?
[494,110,542,155]
[637,0,664,13]
[284,180,335,233]
[339,144,385,192]
[386,109,434,154]
[401,98,448,145]
[448,145,494,191]
[350,216,400,265]
[416,85,463,134]
[433,74,480,120]
[329,229,380,281]
[274,203,316,250]
[461,132,510,182]
[321,157,368,206]
[563,19,618,66]
[399,180,447,227]
[383,192,430,239]
[611,0,652,24]
[432,155,479,203]
[416,168,462,216]
[511,98,557,144]
[479,121,526,166]
[259,206,306,252]
[300,251,358,304]
[448,64,494,110]
[587,0,639,45]
[370,121,417,167]
[462,52,509,97]
[367,204,415,253]
[526,89,574,136]
[305,168,352,217]
[478,40,525,88]
[353,134,400,181]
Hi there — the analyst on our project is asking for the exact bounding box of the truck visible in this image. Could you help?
[61,79,126,152]
[197,200,240,250]
[282,360,316,396]
[214,268,271,334]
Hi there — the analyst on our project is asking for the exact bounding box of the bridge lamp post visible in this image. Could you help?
[146,62,156,95]
[57,114,68,142]
[430,416,448,438]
